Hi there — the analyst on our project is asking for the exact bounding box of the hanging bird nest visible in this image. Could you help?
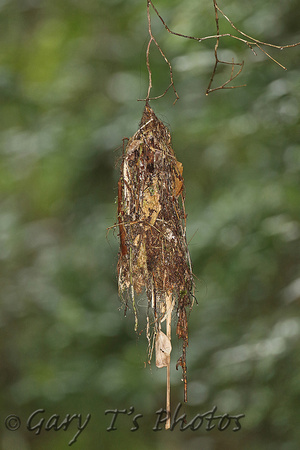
[117,103,194,402]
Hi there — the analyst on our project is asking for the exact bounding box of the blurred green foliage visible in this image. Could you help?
[0,0,300,449]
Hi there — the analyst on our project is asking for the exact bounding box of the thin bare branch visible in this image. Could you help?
[216,3,300,50]
[138,0,179,104]
[255,43,287,70]
[141,0,300,99]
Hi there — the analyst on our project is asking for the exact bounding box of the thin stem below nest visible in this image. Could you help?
[165,292,172,430]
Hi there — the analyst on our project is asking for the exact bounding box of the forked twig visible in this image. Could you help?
[141,0,179,104]
[206,0,246,94]
[140,0,300,100]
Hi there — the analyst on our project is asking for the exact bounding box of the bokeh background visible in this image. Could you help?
[1,0,300,449]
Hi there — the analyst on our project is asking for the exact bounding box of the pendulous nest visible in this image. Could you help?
[117,104,194,400]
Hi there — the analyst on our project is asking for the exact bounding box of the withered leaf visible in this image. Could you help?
[155,330,172,368]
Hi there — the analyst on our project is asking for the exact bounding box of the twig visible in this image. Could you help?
[216,3,300,51]
[206,0,246,93]
[139,0,179,104]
